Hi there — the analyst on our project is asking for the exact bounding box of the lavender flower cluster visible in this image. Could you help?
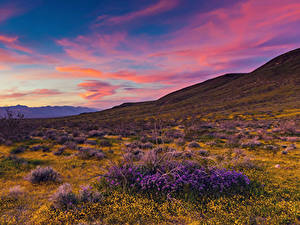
[105,161,250,196]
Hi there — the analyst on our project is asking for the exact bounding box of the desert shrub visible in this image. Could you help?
[263,145,280,154]
[104,160,250,199]
[139,150,167,171]
[65,141,77,149]
[53,147,65,156]
[56,136,69,144]
[10,145,27,154]
[140,142,153,149]
[0,136,5,144]
[85,139,97,145]
[0,109,25,141]
[165,129,184,139]
[196,149,209,157]
[175,138,185,146]
[88,130,104,138]
[74,136,86,144]
[188,141,200,148]
[232,157,260,170]
[78,185,102,203]
[95,152,105,160]
[281,150,288,155]
[50,183,77,210]
[226,135,241,148]
[8,185,25,199]
[77,147,105,160]
[50,183,102,210]
[241,139,262,149]
[30,144,43,151]
[25,166,61,183]
[280,120,297,135]
[41,145,51,152]
[123,149,144,162]
[99,139,112,147]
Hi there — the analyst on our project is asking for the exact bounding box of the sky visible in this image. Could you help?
[0,0,300,109]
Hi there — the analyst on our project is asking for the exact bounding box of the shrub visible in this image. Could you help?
[104,160,250,198]
[25,166,61,183]
[8,185,25,199]
[10,145,27,154]
[30,145,43,151]
[56,136,69,144]
[78,185,102,203]
[88,130,104,138]
[188,141,200,148]
[50,183,77,210]
[74,137,86,144]
[140,150,167,171]
[50,183,102,210]
[140,142,153,149]
[99,139,112,147]
[77,147,105,160]
[53,147,65,156]
[65,141,77,149]
[196,149,209,157]
[85,139,97,145]
[175,138,185,146]
[241,139,262,148]
[42,146,51,152]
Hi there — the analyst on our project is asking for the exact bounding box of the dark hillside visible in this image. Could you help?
[51,48,300,126]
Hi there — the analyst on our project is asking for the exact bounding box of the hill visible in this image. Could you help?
[56,48,300,125]
[0,105,98,118]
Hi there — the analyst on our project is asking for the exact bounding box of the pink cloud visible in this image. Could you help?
[55,66,190,85]
[0,34,33,53]
[96,0,180,25]
[78,80,120,100]
[147,0,300,73]
[0,35,18,43]
[0,89,62,99]
[0,3,22,23]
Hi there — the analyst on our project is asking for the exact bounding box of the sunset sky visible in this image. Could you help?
[0,0,300,109]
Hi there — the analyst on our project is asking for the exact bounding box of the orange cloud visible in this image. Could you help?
[56,66,103,77]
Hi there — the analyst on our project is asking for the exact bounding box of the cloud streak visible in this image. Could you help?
[0,89,63,99]
[96,0,180,26]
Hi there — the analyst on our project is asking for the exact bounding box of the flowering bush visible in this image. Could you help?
[104,161,250,198]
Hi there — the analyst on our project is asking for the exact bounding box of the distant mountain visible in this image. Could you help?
[0,105,98,118]
[62,48,299,124]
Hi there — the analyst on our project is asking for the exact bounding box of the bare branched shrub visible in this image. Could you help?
[50,183,102,210]
[8,185,25,199]
[139,150,169,170]
[0,109,24,141]
[25,166,61,183]
[78,185,102,203]
[50,183,77,210]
